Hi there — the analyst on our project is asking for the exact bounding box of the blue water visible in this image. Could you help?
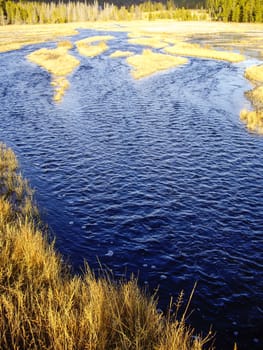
[0,30,262,349]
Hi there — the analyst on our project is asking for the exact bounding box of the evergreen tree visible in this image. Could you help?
[207,0,262,22]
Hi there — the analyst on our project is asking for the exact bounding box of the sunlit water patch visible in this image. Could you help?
[0,29,263,350]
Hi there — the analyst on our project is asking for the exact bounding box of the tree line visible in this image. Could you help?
[206,0,262,22]
[0,0,208,25]
[0,0,262,24]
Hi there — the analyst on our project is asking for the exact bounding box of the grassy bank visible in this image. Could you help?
[240,65,263,133]
[0,142,213,349]
[0,23,79,53]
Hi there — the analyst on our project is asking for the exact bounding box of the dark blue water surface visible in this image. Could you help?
[0,30,263,349]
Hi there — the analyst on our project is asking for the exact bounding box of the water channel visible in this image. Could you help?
[0,29,262,349]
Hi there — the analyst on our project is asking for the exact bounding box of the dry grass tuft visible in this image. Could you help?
[27,43,79,102]
[246,85,263,109]
[0,142,213,350]
[51,77,71,102]
[110,50,134,58]
[245,64,263,83]
[57,40,74,50]
[76,40,109,57]
[165,42,245,62]
[127,49,188,79]
[240,109,263,133]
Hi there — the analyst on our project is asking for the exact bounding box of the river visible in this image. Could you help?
[0,29,262,349]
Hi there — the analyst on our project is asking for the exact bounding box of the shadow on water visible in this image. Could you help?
[0,29,262,350]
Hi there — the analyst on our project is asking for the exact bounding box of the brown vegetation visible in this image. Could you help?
[0,142,213,349]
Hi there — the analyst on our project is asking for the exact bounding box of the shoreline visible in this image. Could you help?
[0,142,213,349]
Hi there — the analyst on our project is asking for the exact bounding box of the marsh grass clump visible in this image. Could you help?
[246,86,263,109]
[57,40,73,49]
[27,42,79,102]
[76,40,109,57]
[165,42,245,63]
[240,109,263,133]
[127,49,188,79]
[244,64,263,83]
[76,35,114,57]
[27,45,79,76]
[51,76,70,102]
[0,142,213,350]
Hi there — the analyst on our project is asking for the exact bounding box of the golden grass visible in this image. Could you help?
[76,35,114,57]
[76,40,109,57]
[57,40,74,49]
[110,50,134,58]
[127,31,185,45]
[27,43,79,102]
[127,49,188,79]
[0,142,213,350]
[88,20,263,35]
[246,85,263,108]
[241,65,263,134]
[165,42,245,63]
[76,35,115,44]
[128,37,168,49]
[245,64,263,83]
[2,21,263,54]
[240,109,263,133]
[27,45,79,76]
[51,77,71,102]
[0,23,79,53]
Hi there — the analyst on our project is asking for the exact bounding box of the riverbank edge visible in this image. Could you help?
[240,65,263,133]
[0,142,213,349]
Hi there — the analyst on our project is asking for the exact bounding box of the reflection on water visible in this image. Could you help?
[0,29,263,350]
[191,32,263,59]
